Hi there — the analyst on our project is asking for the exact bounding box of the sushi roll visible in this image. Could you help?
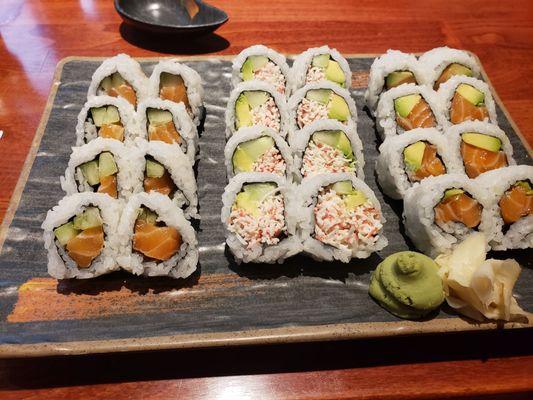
[437,76,497,125]
[224,126,294,181]
[225,81,289,138]
[446,121,515,178]
[290,120,364,182]
[288,81,357,131]
[134,139,198,218]
[117,192,198,279]
[148,59,204,125]
[232,45,290,95]
[375,83,446,140]
[61,138,139,199]
[376,128,460,199]
[42,193,122,279]
[75,95,139,145]
[87,54,148,108]
[297,173,387,262]
[403,174,494,257]
[419,46,481,90]
[221,173,301,264]
[289,45,351,93]
[137,98,198,163]
[365,50,428,114]
[475,165,533,251]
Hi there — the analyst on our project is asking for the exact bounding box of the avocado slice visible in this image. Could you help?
[456,84,484,106]
[232,135,275,173]
[91,107,107,127]
[443,188,464,200]
[446,63,472,78]
[234,182,278,215]
[325,61,345,85]
[111,72,126,87]
[344,191,367,209]
[461,132,501,152]
[241,58,254,81]
[394,94,421,118]
[98,152,118,179]
[145,158,165,178]
[80,160,100,186]
[312,54,330,68]
[147,108,173,125]
[386,71,415,89]
[73,207,103,230]
[232,147,254,173]
[235,94,252,129]
[244,91,269,108]
[137,207,158,225]
[306,89,332,105]
[159,72,181,87]
[403,141,426,171]
[54,222,81,246]
[515,181,533,195]
[328,94,350,121]
[312,130,353,159]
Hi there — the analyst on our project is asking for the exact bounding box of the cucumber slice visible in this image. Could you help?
[147,108,173,125]
[244,91,270,108]
[90,107,107,127]
[146,158,165,178]
[98,152,118,179]
[73,207,103,230]
[54,222,80,246]
[80,160,100,186]
[312,54,330,68]
[306,89,331,105]
[137,207,157,225]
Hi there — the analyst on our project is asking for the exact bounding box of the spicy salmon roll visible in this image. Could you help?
[446,121,515,178]
[148,59,204,125]
[403,174,493,257]
[297,173,387,262]
[137,98,198,163]
[75,96,139,145]
[87,54,148,108]
[289,46,352,94]
[232,45,290,96]
[225,81,289,138]
[288,81,357,131]
[224,126,294,181]
[419,47,481,90]
[117,192,198,279]
[221,173,301,264]
[377,128,460,199]
[42,193,122,279]
[290,120,364,182]
[438,76,497,125]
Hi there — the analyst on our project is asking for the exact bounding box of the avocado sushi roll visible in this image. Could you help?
[117,192,198,279]
[419,47,481,90]
[225,81,289,138]
[290,120,364,182]
[148,59,204,126]
[297,173,387,262]
[87,54,148,108]
[438,76,497,125]
[137,98,198,164]
[232,45,290,95]
[221,173,301,263]
[75,95,138,145]
[289,45,351,94]
[288,81,357,131]
[224,126,294,181]
[377,128,460,199]
[42,193,122,279]
[446,121,515,178]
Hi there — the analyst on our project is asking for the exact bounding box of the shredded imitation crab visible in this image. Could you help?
[314,188,382,250]
[251,97,281,132]
[301,141,355,177]
[305,66,327,85]
[296,97,329,129]
[228,192,287,249]
[252,147,286,176]
[254,61,286,94]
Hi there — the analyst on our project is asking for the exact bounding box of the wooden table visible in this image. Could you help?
[0,0,532,398]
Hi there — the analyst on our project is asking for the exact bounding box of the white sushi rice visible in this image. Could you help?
[116,192,198,279]
[376,128,461,199]
[419,47,481,89]
[137,98,198,163]
[41,193,122,279]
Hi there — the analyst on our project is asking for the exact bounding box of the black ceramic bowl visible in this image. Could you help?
[115,0,228,36]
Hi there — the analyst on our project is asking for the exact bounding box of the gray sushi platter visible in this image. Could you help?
[0,55,531,357]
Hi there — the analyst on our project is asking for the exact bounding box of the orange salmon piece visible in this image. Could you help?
[66,226,104,268]
[450,92,489,124]
[148,121,181,145]
[499,185,533,224]
[159,75,190,109]
[133,220,181,261]
[97,175,118,198]
[107,84,137,107]
[411,144,446,181]
[434,193,482,228]
[396,99,437,131]
[460,141,507,178]
[99,123,125,141]
[144,170,175,196]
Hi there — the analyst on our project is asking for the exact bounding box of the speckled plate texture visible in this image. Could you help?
[0,56,531,357]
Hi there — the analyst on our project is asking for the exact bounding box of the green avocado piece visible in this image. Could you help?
[232,147,254,173]
[386,71,415,89]
[394,94,421,118]
[443,188,464,200]
[73,207,103,230]
[111,72,126,87]
[98,152,118,179]
[160,72,180,87]
[306,89,332,105]
[147,108,173,125]
[238,136,275,163]
[137,207,157,225]
[241,58,254,81]
[461,132,501,152]
[234,182,278,215]
[90,107,107,127]
[343,191,367,209]
[244,91,270,108]
[312,130,354,160]
[104,106,120,125]
[447,63,472,78]
[456,84,484,106]
[54,222,81,246]
[80,160,100,186]
[99,76,113,91]
[235,93,252,129]
[249,55,269,70]
[403,141,426,171]
[328,93,350,121]
[515,180,533,194]
[325,61,345,85]
[312,54,330,68]
[145,158,165,178]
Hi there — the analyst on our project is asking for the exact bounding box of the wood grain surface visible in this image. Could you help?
[0,0,532,398]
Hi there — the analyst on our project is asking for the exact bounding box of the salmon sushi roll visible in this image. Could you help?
[117,192,198,279]
[446,121,515,178]
[87,54,148,108]
[42,193,122,279]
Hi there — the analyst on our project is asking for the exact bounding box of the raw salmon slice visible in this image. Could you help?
[410,143,446,181]
[97,175,118,198]
[450,92,488,124]
[434,192,482,228]
[66,226,104,268]
[460,141,507,178]
[396,99,437,131]
[160,75,190,109]
[133,220,182,261]
[99,123,125,141]
[107,84,137,107]
[499,185,533,224]
[148,121,181,145]
[144,170,176,196]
